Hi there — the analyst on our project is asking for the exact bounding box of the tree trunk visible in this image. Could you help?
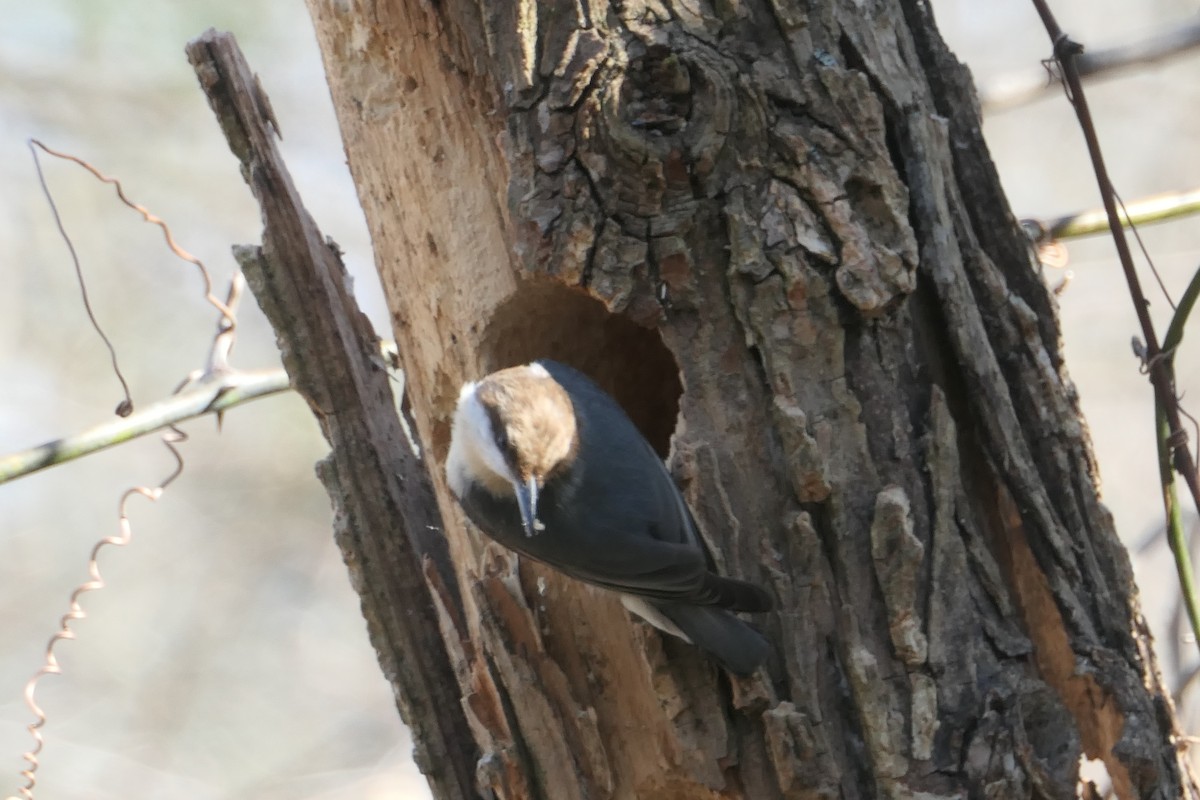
[302,1,1197,798]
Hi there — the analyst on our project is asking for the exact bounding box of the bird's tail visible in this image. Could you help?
[656,603,770,676]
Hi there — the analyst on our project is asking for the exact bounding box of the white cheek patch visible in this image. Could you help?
[447,384,514,497]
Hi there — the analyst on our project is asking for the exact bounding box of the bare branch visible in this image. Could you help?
[185,29,479,800]
[0,268,288,486]
[1025,187,1200,241]
[0,369,288,485]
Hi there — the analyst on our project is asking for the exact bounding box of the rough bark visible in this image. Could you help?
[290,2,1198,799]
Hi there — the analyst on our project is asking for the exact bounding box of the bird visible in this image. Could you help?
[445,359,773,675]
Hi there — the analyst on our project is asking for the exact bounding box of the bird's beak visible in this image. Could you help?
[515,475,542,537]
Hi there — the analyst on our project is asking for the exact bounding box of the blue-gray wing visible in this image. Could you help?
[458,476,714,603]
[460,360,771,611]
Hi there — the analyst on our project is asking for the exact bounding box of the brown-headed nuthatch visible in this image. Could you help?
[446,359,773,675]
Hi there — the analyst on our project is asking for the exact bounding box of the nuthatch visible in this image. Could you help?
[446,359,773,675]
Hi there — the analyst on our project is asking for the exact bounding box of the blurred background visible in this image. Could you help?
[0,1,1196,797]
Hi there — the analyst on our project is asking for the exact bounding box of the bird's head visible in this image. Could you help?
[447,362,578,536]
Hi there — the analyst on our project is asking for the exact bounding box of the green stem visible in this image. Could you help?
[1044,188,1200,241]
[0,369,290,485]
[1159,400,1200,652]
[1157,265,1200,653]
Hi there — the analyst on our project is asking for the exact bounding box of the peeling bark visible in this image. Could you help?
[289,1,1199,798]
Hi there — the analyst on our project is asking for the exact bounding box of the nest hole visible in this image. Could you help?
[480,282,681,458]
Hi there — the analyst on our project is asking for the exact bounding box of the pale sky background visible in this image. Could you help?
[0,1,1197,797]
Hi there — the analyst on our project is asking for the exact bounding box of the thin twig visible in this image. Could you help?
[0,369,289,485]
[1159,267,1200,656]
[4,263,247,799]
[208,271,245,375]
[0,332,408,484]
[29,141,133,416]
[3,290,245,798]
[8,137,262,796]
[1160,402,1200,658]
[1030,0,1200,657]
[28,139,233,324]
[1029,187,1200,242]
[0,264,292,486]
[1115,190,1176,312]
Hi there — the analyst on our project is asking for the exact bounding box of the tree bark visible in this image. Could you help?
[300,1,1198,798]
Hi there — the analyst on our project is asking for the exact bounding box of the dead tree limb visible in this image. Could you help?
[185,29,479,800]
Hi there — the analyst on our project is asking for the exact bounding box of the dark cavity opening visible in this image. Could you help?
[479,282,681,459]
